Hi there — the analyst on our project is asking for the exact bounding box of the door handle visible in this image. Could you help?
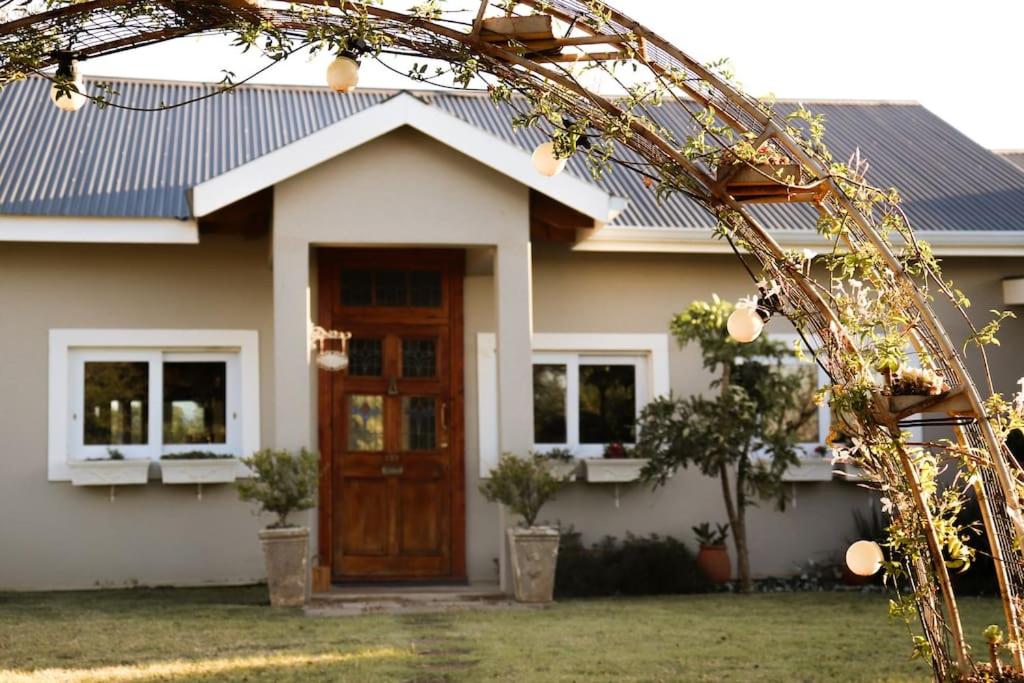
[440,401,449,448]
[381,465,404,476]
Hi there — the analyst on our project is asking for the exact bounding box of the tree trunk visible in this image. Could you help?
[719,360,752,592]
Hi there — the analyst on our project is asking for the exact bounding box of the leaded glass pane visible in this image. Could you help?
[533,364,567,443]
[348,338,383,377]
[402,397,436,451]
[84,362,149,445]
[163,362,227,444]
[579,364,636,444]
[375,270,407,307]
[402,339,436,378]
[341,269,373,306]
[410,271,442,307]
[348,395,384,451]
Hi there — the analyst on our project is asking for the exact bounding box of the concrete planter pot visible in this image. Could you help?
[258,527,309,607]
[507,527,559,603]
[697,544,732,584]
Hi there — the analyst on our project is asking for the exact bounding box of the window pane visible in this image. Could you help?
[163,362,227,445]
[341,269,373,306]
[402,397,436,451]
[375,270,408,306]
[533,364,567,443]
[579,364,635,444]
[84,362,148,445]
[402,339,436,378]
[348,338,383,377]
[410,271,442,307]
[348,395,384,451]
[785,364,820,444]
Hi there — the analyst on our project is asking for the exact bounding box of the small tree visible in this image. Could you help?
[480,453,570,528]
[237,448,319,529]
[636,297,817,592]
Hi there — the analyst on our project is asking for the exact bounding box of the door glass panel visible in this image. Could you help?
[84,362,149,445]
[348,395,384,451]
[375,271,408,306]
[579,364,636,444]
[340,269,373,306]
[348,338,383,377]
[402,339,436,378]
[533,364,567,443]
[410,271,442,307]
[163,362,227,444]
[402,397,436,451]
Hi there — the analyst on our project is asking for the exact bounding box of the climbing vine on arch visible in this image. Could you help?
[1,1,1023,679]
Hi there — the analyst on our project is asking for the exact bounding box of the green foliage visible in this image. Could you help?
[554,529,709,598]
[236,449,319,529]
[692,522,729,547]
[160,451,235,460]
[479,452,570,528]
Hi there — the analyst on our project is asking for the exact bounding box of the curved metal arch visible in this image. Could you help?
[1,1,1020,678]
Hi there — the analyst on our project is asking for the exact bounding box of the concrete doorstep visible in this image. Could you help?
[304,582,546,617]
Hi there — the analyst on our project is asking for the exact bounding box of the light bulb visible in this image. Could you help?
[727,306,764,343]
[50,61,86,113]
[532,141,566,177]
[846,540,884,577]
[326,55,360,93]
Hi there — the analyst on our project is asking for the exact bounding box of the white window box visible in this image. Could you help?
[547,460,580,482]
[160,458,244,485]
[68,459,152,487]
[583,458,649,483]
[781,457,834,483]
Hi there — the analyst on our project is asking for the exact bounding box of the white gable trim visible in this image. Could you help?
[0,217,198,244]
[191,92,627,224]
[575,226,1024,257]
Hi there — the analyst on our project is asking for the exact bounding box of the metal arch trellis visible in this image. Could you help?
[1,1,1023,678]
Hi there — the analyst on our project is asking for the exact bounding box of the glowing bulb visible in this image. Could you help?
[326,55,360,93]
[316,350,349,372]
[532,141,566,177]
[846,540,884,577]
[727,306,764,343]
[50,59,86,113]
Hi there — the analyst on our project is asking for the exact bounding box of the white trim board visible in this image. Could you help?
[0,217,198,244]
[575,226,1024,257]
[48,329,260,482]
[191,92,627,224]
[476,332,670,477]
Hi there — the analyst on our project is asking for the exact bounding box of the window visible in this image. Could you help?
[764,333,831,452]
[477,333,670,474]
[49,330,260,481]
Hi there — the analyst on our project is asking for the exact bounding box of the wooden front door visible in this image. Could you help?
[318,249,465,582]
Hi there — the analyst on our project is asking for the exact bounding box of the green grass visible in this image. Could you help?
[0,586,1006,682]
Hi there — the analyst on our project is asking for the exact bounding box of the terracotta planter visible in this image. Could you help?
[258,527,309,607]
[697,544,732,584]
[507,527,559,603]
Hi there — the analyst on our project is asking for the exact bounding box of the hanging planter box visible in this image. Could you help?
[160,458,243,485]
[547,459,580,482]
[68,459,152,487]
[1003,277,1024,306]
[887,392,972,417]
[479,15,555,42]
[781,457,834,483]
[719,162,803,187]
[583,458,649,483]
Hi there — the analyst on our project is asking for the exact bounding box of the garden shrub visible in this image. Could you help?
[554,529,709,598]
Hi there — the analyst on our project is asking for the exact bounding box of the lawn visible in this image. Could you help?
[0,587,1005,682]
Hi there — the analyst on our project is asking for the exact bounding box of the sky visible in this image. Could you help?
[79,0,1024,150]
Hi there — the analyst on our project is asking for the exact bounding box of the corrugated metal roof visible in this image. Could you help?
[2,76,1023,233]
[999,151,1024,171]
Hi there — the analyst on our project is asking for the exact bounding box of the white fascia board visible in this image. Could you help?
[190,92,626,224]
[0,217,198,244]
[575,226,1024,257]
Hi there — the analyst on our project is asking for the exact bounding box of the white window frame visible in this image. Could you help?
[477,333,670,476]
[49,329,260,481]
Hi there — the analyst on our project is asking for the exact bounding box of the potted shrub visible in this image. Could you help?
[480,452,571,603]
[693,522,731,584]
[236,448,319,607]
[160,450,242,485]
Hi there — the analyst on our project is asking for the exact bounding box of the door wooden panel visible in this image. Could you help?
[318,249,465,582]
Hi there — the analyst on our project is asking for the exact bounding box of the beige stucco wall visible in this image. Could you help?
[0,235,276,590]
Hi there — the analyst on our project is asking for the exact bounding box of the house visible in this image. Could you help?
[1,76,1023,591]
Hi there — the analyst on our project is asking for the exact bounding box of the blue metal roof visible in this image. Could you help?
[2,76,1023,233]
